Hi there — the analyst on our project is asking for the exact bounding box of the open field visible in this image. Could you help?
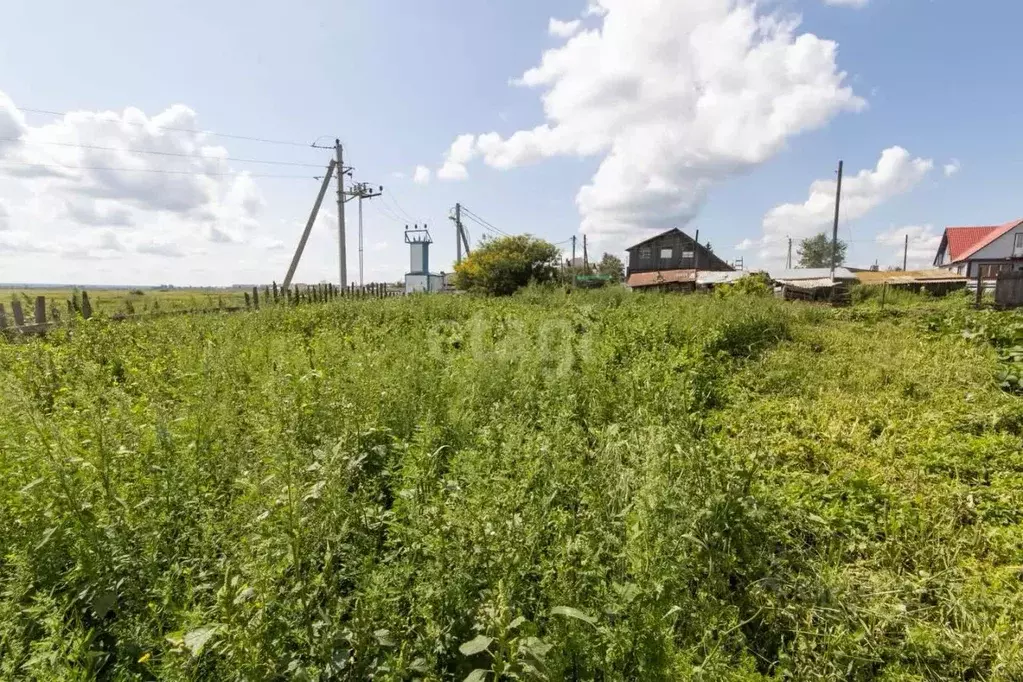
[0,287,252,317]
[1,289,1022,680]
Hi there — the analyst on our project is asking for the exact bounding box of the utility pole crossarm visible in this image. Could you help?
[283,159,337,291]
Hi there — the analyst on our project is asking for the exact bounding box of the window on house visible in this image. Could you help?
[1014,233,1023,252]
[639,247,651,260]
[660,248,672,260]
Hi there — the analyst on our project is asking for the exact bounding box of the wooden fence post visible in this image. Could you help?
[252,286,259,310]
[272,282,279,303]
[975,269,983,309]
[11,300,24,326]
[81,291,93,319]
[244,292,251,309]
[264,286,270,304]
[34,296,46,324]
[0,303,7,329]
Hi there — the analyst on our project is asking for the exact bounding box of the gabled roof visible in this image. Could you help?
[939,219,1023,263]
[626,228,684,251]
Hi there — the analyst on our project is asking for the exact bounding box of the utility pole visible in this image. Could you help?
[571,235,577,270]
[455,203,463,264]
[583,234,589,274]
[903,233,909,271]
[831,160,843,279]
[786,237,793,269]
[349,182,383,286]
[283,159,337,291]
[336,139,347,287]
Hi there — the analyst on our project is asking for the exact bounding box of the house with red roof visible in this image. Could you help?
[933,218,1023,279]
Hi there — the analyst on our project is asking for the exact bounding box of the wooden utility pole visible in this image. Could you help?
[903,234,909,271]
[831,160,843,280]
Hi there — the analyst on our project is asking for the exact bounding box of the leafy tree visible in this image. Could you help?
[798,233,847,268]
[596,253,625,283]
[452,235,560,295]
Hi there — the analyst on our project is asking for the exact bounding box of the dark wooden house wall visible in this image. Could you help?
[627,231,731,274]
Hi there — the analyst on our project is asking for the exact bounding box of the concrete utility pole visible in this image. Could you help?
[350,182,383,286]
[583,234,589,273]
[786,237,793,269]
[903,233,909,271]
[571,235,577,269]
[831,160,844,279]
[456,203,463,264]
[336,139,347,287]
[283,159,338,291]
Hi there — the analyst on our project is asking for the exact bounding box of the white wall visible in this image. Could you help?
[970,222,1023,260]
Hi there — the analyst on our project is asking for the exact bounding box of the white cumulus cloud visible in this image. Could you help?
[430,0,865,246]
[437,134,476,181]
[875,225,942,269]
[943,159,961,177]
[758,146,933,258]
[549,18,582,38]
[413,165,431,185]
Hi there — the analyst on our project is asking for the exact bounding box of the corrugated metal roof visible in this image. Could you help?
[767,267,857,281]
[776,277,841,289]
[855,269,968,285]
[626,269,695,288]
[696,271,754,285]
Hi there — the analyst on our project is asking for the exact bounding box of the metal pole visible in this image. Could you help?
[358,193,364,286]
[831,160,843,279]
[283,159,337,290]
[903,233,909,271]
[336,139,347,287]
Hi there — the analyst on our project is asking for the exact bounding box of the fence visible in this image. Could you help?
[994,271,1023,309]
[0,282,402,336]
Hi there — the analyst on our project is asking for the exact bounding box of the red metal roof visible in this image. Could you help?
[944,226,999,262]
[943,219,1023,262]
[626,269,695,288]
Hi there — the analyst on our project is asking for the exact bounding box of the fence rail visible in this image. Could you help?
[0,282,403,336]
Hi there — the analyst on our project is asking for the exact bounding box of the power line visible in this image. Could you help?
[460,205,510,237]
[0,137,325,167]
[0,160,315,179]
[16,106,313,148]
[383,190,416,223]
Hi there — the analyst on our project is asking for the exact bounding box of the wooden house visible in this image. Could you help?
[625,228,732,290]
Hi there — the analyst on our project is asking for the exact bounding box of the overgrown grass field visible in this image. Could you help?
[1,290,1021,680]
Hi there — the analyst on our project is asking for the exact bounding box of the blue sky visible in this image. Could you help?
[1,0,1022,285]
